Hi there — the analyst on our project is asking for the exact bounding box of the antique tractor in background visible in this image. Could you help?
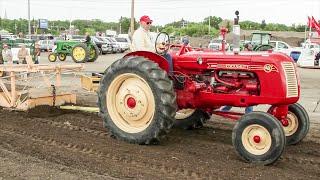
[97,32,309,165]
[250,32,274,51]
[48,40,99,63]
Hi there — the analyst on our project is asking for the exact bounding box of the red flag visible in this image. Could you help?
[311,16,320,35]
[308,16,315,28]
[312,16,319,27]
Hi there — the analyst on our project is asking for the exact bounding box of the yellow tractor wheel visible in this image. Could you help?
[48,53,57,62]
[58,53,67,61]
[71,43,89,63]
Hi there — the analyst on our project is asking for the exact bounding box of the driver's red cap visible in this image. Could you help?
[140,15,153,23]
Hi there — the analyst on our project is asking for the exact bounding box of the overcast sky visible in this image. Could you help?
[0,0,319,26]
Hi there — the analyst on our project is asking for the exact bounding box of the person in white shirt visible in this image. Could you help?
[1,44,13,64]
[131,15,173,73]
[131,15,154,52]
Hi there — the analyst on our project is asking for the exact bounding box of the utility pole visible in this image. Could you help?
[119,16,122,34]
[130,0,134,38]
[28,0,31,35]
[208,16,211,35]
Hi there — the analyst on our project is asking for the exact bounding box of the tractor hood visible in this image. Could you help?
[172,50,293,64]
[172,50,294,73]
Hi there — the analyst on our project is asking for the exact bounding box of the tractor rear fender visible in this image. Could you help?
[124,51,169,72]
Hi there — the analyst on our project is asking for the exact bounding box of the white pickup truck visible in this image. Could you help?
[270,41,302,62]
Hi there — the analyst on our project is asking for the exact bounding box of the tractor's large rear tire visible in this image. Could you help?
[71,43,89,63]
[98,56,177,144]
[232,112,286,165]
[87,44,99,62]
[174,109,210,129]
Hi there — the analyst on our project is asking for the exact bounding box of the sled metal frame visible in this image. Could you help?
[80,73,103,92]
[0,56,84,111]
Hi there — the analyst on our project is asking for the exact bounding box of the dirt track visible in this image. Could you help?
[1,107,320,179]
[0,54,320,179]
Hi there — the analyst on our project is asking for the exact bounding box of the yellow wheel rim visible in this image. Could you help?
[106,73,155,133]
[73,47,86,61]
[49,54,56,61]
[59,54,66,60]
[284,112,299,136]
[90,48,96,59]
[242,124,272,155]
[175,109,196,120]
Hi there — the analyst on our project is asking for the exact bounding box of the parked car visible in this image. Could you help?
[0,34,17,40]
[100,37,121,53]
[70,35,85,41]
[95,36,113,54]
[270,40,303,62]
[115,37,130,52]
[38,40,55,52]
[117,34,131,44]
[208,39,229,50]
[91,36,109,54]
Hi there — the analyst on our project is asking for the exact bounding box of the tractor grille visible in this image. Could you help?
[282,62,298,97]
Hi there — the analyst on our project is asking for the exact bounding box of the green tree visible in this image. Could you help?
[204,16,223,29]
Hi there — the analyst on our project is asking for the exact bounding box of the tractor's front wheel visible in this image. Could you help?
[174,109,210,129]
[232,112,286,165]
[71,43,89,63]
[98,57,177,144]
[278,103,309,145]
[48,53,57,62]
[58,53,67,61]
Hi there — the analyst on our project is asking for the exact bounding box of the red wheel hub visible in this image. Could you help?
[127,97,136,109]
[253,135,261,143]
[281,119,289,127]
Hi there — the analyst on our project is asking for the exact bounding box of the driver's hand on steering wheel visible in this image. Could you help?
[156,42,169,54]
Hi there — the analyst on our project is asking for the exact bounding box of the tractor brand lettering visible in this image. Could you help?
[207,63,218,69]
[207,63,278,72]
[207,63,249,69]
[225,64,249,69]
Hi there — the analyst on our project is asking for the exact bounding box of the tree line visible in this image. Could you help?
[0,16,308,37]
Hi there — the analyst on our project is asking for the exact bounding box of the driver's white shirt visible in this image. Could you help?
[131,27,154,52]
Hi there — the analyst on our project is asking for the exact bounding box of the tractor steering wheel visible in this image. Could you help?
[254,44,274,51]
[155,32,170,55]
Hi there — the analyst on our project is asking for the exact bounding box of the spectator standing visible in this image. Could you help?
[34,43,41,64]
[1,44,13,64]
[18,44,29,64]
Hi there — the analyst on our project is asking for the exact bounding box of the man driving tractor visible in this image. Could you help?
[131,15,173,73]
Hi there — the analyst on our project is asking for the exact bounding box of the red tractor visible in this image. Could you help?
[97,32,309,165]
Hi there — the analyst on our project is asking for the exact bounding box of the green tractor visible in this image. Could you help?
[250,32,274,51]
[48,40,99,63]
